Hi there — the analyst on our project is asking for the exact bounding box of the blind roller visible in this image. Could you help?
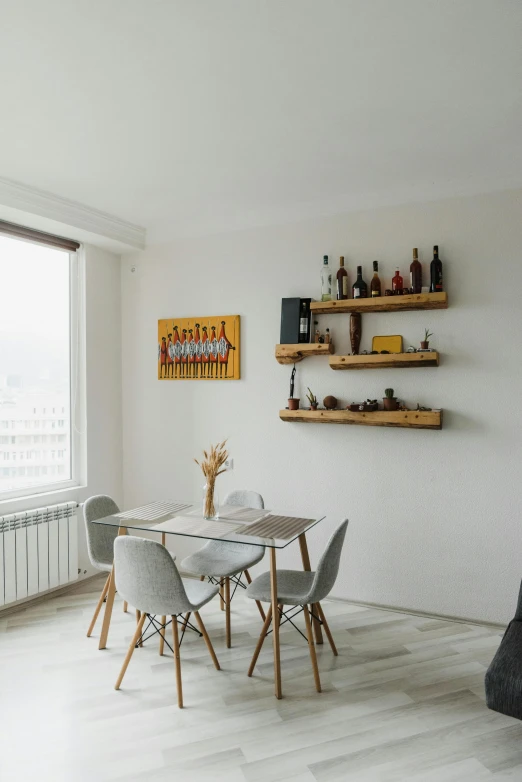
[0,220,80,252]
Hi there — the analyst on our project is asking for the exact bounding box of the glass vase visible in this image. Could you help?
[202,483,219,520]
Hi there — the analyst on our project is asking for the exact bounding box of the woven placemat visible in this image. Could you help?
[236,514,314,540]
[116,501,192,522]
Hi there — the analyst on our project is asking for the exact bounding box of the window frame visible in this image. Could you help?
[0,244,84,502]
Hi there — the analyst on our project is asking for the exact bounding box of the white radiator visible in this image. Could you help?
[0,501,78,607]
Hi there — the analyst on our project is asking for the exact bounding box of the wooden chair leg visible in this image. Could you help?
[303,604,321,693]
[98,568,117,649]
[317,602,338,656]
[194,611,220,670]
[219,578,225,611]
[225,576,231,648]
[244,570,266,621]
[298,533,323,645]
[171,615,183,708]
[178,612,191,644]
[123,601,128,613]
[136,610,143,647]
[248,604,272,676]
[159,616,166,655]
[115,612,146,690]
[312,603,324,645]
[87,574,110,637]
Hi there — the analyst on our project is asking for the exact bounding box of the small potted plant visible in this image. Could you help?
[420,329,433,350]
[383,388,399,411]
[306,387,318,411]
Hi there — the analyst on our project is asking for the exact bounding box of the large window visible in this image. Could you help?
[0,225,79,499]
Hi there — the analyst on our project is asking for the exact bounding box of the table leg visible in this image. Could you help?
[99,526,126,650]
[298,533,323,645]
[225,576,231,648]
[270,548,282,699]
[159,532,167,655]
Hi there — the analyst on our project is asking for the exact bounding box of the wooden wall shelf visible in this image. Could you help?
[329,351,440,370]
[275,342,334,364]
[280,408,443,430]
[310,291,447,315]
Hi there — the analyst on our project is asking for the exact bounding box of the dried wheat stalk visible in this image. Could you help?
[194,439,228,518]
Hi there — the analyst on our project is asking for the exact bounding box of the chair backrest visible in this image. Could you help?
[219,489,265,556]
[224,490,264,510]
[114,536,192,616]
[307,519,349,604]
[83,495,120,568]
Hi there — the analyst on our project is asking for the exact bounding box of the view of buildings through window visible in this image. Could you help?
[0,235,71,495]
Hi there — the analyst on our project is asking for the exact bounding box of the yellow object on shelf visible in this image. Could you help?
[371,335,403,354]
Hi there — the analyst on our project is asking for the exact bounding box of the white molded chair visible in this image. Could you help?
[114,535,221,708]
[245,519,349,693]
[180,489,266,647]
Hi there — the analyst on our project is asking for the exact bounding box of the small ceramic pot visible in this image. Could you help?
[420,341,429,349]
[288,398,300,410]
[382,397,399,411]
[310,403,318,411]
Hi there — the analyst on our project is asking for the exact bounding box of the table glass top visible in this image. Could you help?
[91,500,325,549]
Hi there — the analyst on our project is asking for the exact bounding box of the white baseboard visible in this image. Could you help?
[328,595,505,631]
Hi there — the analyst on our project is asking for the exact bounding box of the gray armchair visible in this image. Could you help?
[485,580,522,720]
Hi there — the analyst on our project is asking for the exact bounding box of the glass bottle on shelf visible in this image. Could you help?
[429,245,443,292]
[321,255,332,301]
[336,256,348,300]
[392,267,403,293]
[352,266,368,299]
[410,248,422,294]
[370,261,381,297]
[298,300,309,343]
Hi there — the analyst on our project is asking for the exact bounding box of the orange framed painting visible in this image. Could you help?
[158,315,240,380]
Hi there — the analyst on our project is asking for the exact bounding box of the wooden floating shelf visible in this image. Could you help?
[329,351,440,370]
[275,342,335,364]
[279,408,443,430]
[310,291,448,315]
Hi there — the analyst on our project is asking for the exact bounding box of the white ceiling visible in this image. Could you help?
[1,0,521,243]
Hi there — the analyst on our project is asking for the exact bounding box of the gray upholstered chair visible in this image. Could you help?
[245,518,349,693]
[113,536,221,708]
[84,494,123,637]
[180,489,266,647]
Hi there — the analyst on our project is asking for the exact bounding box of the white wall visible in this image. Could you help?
[121,189,522,624]
[0,243,123,581]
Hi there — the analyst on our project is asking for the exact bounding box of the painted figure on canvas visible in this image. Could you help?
[158,315,240,380]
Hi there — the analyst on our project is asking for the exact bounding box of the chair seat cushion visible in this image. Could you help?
[246,569,315,605]
[486,620,522,720]
[182,579,220,612]
[181,541,264,578]
[92,559,113,573]
[93,551,176,574]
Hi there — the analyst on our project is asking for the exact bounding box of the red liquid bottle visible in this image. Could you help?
[392,267,403,293]
[410,248,422,294]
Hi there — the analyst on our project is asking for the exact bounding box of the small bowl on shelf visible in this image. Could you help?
[347,402,378,412]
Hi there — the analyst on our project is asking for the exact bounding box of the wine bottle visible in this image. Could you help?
[410,248,422,294]
[321,255,332,302]
[370,261,381,297]
[298,300,309,343]
[429,245,443,292]
[352,266,368,299]
[336,256,348,300]
[392,267,403,292]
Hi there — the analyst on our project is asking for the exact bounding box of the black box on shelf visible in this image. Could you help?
[280,298,312,344]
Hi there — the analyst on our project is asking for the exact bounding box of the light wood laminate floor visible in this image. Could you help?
[0,575,520,782]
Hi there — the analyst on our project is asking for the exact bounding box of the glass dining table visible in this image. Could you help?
[91,499,326,699]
